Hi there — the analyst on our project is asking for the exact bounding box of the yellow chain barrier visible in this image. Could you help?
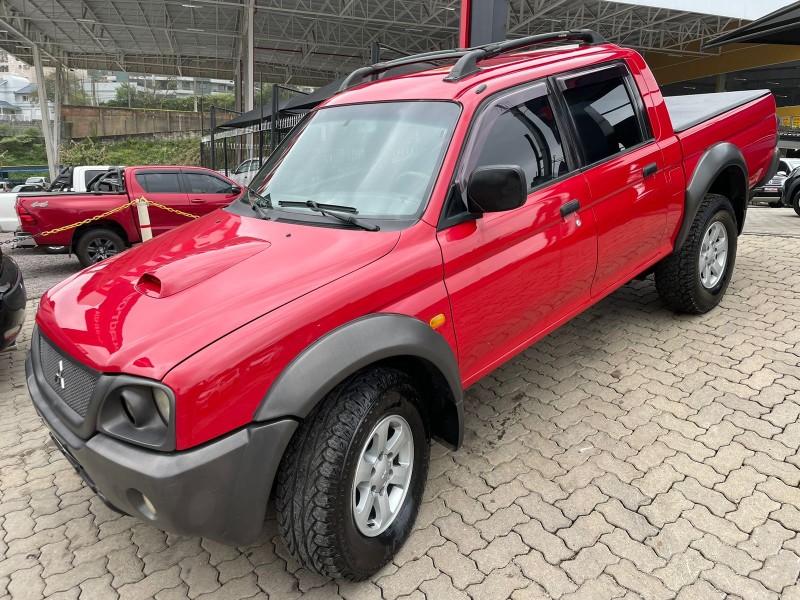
[35,197,200,239]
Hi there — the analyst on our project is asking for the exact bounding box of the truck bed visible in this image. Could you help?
[664,90,771,133]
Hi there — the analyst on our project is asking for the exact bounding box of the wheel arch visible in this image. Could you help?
[675,142,748,252]
[254,313,465,450]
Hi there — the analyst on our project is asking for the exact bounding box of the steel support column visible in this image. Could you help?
[33,45,57,181]
[460,0,507,47]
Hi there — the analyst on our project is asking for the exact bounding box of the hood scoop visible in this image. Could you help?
[136,237,271,298]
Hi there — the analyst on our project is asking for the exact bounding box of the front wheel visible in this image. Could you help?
[793,191,800,217]
[655,193,738,314]
[275,367,429,581]
[75,228,126,267]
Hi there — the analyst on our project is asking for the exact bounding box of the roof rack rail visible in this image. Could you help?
[338,49,470,92]
[337,29,606,93]
[444,29,607,82]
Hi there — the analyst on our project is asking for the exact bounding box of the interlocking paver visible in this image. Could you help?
[1,233,800,599]
[750,550,800,593]
[651,547,712,592]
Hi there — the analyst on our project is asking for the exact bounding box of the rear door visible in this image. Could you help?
[133,170,190,236]
[556,62,669,296]
[181,171,240,216]
[437,81,597,382]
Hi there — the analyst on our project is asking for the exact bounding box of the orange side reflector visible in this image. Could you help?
[429,313,446,329]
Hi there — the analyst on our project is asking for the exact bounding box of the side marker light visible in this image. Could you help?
[429,314,446,329]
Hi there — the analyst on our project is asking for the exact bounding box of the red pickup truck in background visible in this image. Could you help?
[17,166,243,266]
[27,31,778,581]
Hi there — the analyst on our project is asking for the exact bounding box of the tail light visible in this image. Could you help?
[16,205,37,226]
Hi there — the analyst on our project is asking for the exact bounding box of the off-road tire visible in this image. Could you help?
[655,193,737,314]
[793,190,800,217]
[75,228,125,267]
[275,367,429,581]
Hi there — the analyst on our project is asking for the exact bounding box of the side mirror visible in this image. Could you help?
[230,185,242,195]
[467,165,527,214]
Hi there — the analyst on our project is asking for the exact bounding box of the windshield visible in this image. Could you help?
[246,101,460,220]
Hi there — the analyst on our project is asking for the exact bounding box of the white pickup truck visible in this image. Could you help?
[0,166,113,237]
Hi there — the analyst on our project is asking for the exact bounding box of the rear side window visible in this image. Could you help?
[561,65,647,165]
[136,173,182,193]
[472,91,567,191]
[185,173,233,194]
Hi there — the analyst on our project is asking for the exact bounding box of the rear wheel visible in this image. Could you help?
[655,193,738,314]
[793,191,800,217]
[75,228,125,267]
[275,367,429,581]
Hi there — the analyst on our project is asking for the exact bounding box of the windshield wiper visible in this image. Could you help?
[278,200,358,213]
[278,200,380,231]
[248,188,272,219]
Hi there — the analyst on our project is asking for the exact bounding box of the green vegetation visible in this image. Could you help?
[0,127,47,165]
[60,137,200,166]
[102,83,237,111]
[0,128,200,169]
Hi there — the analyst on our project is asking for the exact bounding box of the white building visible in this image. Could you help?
[0,75,53,122]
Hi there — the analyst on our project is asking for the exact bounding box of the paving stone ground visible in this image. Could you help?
[2,222,800,598]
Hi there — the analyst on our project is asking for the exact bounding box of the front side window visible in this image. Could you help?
[246,101,460,220]
[186,173,233,194]
[472,93,567,190]
[561,67,646,165]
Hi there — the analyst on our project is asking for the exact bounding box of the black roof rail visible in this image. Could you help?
[444,29,607,82]
[338,49,470,92]
[337,29,607,92]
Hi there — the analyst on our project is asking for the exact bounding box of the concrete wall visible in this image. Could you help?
[60,105,232,140]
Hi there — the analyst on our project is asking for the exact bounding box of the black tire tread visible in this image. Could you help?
[654,193,735,314]
[275,367,424,580]
[793,190,800,217]
[75,227,125,268]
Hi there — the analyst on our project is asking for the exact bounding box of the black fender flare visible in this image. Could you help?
[253,313,464,448]
[674,142,748,252]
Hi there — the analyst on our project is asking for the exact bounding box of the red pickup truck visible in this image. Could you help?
[26,31,777,580]
[17,166,243,266]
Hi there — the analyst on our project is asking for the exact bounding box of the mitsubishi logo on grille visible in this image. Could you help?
[54,360,65,390]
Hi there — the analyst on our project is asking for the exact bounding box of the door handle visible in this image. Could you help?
[190,198,206,204]
[560,199,580,218]
[643,162,658,178]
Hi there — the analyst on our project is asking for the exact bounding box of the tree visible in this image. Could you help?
[39,70,90,106]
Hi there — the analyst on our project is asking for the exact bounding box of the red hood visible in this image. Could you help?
[37,211,400,379]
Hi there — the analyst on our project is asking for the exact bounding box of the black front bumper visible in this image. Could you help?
[26,352,297,546]
[752,187,782,199]
[0,253,26,351]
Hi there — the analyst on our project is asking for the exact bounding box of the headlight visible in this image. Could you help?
[98,381,176,451]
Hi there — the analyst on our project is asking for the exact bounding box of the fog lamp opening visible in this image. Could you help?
[127,488,158,520]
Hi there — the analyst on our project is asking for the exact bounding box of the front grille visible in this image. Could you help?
[38,335,99,418]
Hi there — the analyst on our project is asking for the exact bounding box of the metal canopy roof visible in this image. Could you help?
[0,0,762,86]
[705,0,800,47]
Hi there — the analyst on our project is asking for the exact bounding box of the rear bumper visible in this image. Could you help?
[26,352,297,546]
[0,254,26,351]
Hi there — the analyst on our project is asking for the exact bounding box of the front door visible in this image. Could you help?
[182,171,241,217]
[437,82,598,383]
